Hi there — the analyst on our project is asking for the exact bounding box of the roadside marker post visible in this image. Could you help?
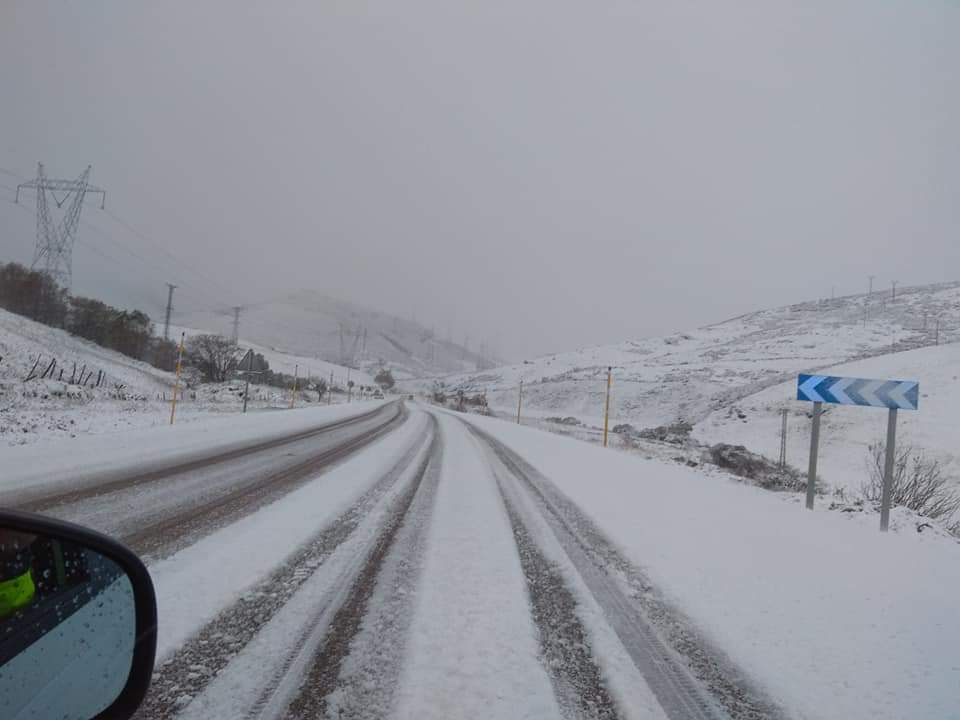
[796,374,919,530]
[778,408,788,470]
[602,367,612,448]
[517,379,523,424]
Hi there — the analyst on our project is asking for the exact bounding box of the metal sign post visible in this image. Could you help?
[880,408,898,531]
[602,367,612,448]
[797,374,919,530]
[805,402,822,510]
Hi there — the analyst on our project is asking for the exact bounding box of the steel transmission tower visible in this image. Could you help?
[16,164,106,292]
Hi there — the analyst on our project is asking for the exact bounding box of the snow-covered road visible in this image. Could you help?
[3,400,953,719]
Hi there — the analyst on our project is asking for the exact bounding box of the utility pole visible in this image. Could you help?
[602,367,612,448]
[231,306,242,344]
[868,275,875,296]
[891,280,898,302]
[163,283,177,341]
[328,370,334,405]
[16,164,106,293]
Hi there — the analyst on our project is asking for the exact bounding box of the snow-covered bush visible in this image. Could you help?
[862,442,960,526]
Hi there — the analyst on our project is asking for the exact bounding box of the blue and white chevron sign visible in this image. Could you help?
[796,374,919,410]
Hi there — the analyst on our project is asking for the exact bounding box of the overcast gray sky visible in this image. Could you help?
[1,1,957,359]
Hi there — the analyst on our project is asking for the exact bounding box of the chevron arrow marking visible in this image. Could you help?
[830,377,856,405]
[796,375,920,410]
[887,381,919,410]
[797,374,826,402]
[858,380,885,407]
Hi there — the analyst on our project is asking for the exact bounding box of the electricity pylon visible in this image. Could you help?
[16,163,106,292]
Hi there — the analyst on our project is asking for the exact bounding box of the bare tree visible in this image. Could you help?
[862,441,960,522]
[185,334,240,383]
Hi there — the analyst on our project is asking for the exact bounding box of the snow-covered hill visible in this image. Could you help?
[429,281,960,432]
[0,307,172,399]
[0,308,353,445]
[172,290,488,379]
[0,307,174,442]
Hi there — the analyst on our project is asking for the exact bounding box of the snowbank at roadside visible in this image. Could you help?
[459,411,960,720]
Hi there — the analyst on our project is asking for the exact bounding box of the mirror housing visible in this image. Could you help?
[0,509,157,720]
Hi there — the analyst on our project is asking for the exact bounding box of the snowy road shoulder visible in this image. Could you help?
[457,411,960,720]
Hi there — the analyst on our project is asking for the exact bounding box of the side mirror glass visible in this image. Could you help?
[0,511,157,720]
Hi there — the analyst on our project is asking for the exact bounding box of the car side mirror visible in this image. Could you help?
[0,510,157,720]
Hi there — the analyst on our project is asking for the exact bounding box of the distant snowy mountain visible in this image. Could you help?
[171,290,488,379]
[428,282,960,432]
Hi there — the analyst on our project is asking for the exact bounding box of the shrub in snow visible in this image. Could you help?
[185,334,240,383]
[637,421,693,445]
[862,442,960,529]
[706,443,806,492]
[374,368,396,390]
[547,416,583,427]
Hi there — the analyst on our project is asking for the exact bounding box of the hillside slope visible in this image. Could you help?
[429,282,960,431]
[0,309,343,445]
[694,342,960,493]
[173,290,488,379]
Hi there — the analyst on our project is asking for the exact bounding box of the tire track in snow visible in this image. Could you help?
[282,416,442,719]
[466,419,785,720]
[25,403,405,562]
[245,415,439,720]
[391,411,563,720]
[132,413,432,720]
[497,485,622,720]
[125,404,407,560]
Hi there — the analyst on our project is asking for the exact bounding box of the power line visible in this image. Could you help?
[98,207,239,303]
[79,217,227,309]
